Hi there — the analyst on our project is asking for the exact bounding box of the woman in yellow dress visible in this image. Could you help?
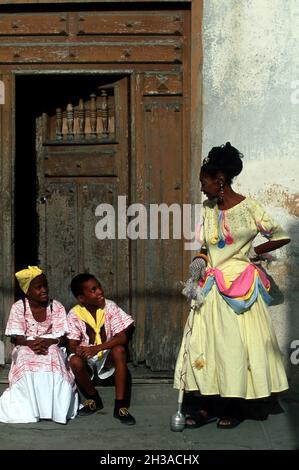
[174,142,290,428]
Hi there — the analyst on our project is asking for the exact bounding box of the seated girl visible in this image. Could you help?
[0,266,78,424]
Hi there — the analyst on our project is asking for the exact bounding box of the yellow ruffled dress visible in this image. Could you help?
[174,198,289,399]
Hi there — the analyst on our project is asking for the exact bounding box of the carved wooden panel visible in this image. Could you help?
[43,148,117,177]
[77,12,183,36]
[0,14,68,36]
[143,72,183,95]
[0,41,182,64]
[38,182,129,310]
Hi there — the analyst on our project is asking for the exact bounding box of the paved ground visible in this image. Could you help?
[0,381,298,453]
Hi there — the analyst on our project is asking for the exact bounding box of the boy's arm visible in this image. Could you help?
[76,329,129,360]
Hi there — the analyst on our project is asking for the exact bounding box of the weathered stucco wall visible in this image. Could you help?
[202,0,299,391]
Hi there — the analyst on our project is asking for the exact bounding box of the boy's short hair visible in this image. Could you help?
[70,273,98,297]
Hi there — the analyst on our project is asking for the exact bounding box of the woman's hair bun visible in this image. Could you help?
[201,142,244,184]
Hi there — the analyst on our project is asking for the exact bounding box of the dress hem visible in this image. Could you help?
[173,387,289,400]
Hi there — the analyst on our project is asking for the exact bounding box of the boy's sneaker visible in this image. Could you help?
[78,396,103,416]
[113,407,136,425]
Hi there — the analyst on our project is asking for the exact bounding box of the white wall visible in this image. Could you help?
[202,0,299,391]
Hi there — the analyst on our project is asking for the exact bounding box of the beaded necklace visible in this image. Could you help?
[210,209,234,248]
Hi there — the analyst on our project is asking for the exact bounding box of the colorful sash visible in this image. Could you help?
[199,264,272,314]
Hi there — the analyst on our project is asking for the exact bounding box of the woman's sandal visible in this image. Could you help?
[217,417,241,429]
[185,410,218,429]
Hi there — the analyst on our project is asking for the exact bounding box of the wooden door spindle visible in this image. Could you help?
[77,98,85,139]
[89,93,97,137]
[55,108,62,141]
[66,103,74,140]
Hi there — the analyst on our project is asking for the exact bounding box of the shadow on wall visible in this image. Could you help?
[286,219,299,448]
[258,264,285,306]
[257,219,299,448]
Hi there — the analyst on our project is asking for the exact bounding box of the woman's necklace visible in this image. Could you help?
[210,208,234,248]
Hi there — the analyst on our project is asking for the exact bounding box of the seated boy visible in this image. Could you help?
[67,273,136,425]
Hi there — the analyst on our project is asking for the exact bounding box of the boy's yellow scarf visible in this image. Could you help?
[72,304,105,358]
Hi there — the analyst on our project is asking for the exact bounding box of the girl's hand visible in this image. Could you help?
[27,338,48,355]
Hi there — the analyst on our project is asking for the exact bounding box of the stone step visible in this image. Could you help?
[95,383,178,406]
[0,363,174,385]
[0,380,178,407]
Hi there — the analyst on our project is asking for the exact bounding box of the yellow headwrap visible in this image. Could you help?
[72,304,105,358]
[15,266,43,294]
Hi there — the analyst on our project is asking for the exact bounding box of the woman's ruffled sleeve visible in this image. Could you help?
[253,200,290,241]
[51,300,68,338]
[66,311,83,342]
[5,301,26,336]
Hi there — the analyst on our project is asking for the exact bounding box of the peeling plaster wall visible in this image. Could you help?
[202,0,299,391]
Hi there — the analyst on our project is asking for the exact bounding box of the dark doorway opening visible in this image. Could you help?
[15,76,38,271]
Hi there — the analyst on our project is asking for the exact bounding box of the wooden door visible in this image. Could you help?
[134,93,188,371]
[35,75,129,311]
[1,2,202,369]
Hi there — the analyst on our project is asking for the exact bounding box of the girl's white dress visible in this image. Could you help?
[0,299,78,424]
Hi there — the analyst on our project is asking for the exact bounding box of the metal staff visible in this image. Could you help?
[170,303,197,431]
[170,256,206,432]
